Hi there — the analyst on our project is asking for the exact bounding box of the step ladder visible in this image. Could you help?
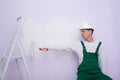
[0,17,31,80]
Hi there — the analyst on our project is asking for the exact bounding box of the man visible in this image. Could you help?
[74,23,112,80]
[39,23,112,80]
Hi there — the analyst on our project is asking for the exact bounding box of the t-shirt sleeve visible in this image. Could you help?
[98,43,107,74]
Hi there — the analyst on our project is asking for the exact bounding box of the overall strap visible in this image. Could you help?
[95,41,102,53]
[81,41,86,51]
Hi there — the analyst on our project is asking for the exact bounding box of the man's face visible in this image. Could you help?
[80,29,93,40]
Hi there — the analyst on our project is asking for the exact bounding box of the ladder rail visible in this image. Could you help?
[15,58,23,80]
[17,42,31,80]
[0,40,17,80]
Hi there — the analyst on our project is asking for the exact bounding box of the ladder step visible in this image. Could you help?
[0,56,22,60]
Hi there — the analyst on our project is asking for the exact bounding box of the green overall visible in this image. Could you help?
[77,41,112,80]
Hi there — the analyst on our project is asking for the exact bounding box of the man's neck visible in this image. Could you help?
[84,37,94,42]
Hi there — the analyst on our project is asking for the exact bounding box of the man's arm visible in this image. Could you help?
[98,43,107,74]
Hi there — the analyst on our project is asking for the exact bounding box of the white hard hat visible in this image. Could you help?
[79,23,94,30]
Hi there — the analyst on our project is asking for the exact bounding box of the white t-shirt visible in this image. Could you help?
[68,40,106,73]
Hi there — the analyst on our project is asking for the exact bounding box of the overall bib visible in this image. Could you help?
[77,41,112,80]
